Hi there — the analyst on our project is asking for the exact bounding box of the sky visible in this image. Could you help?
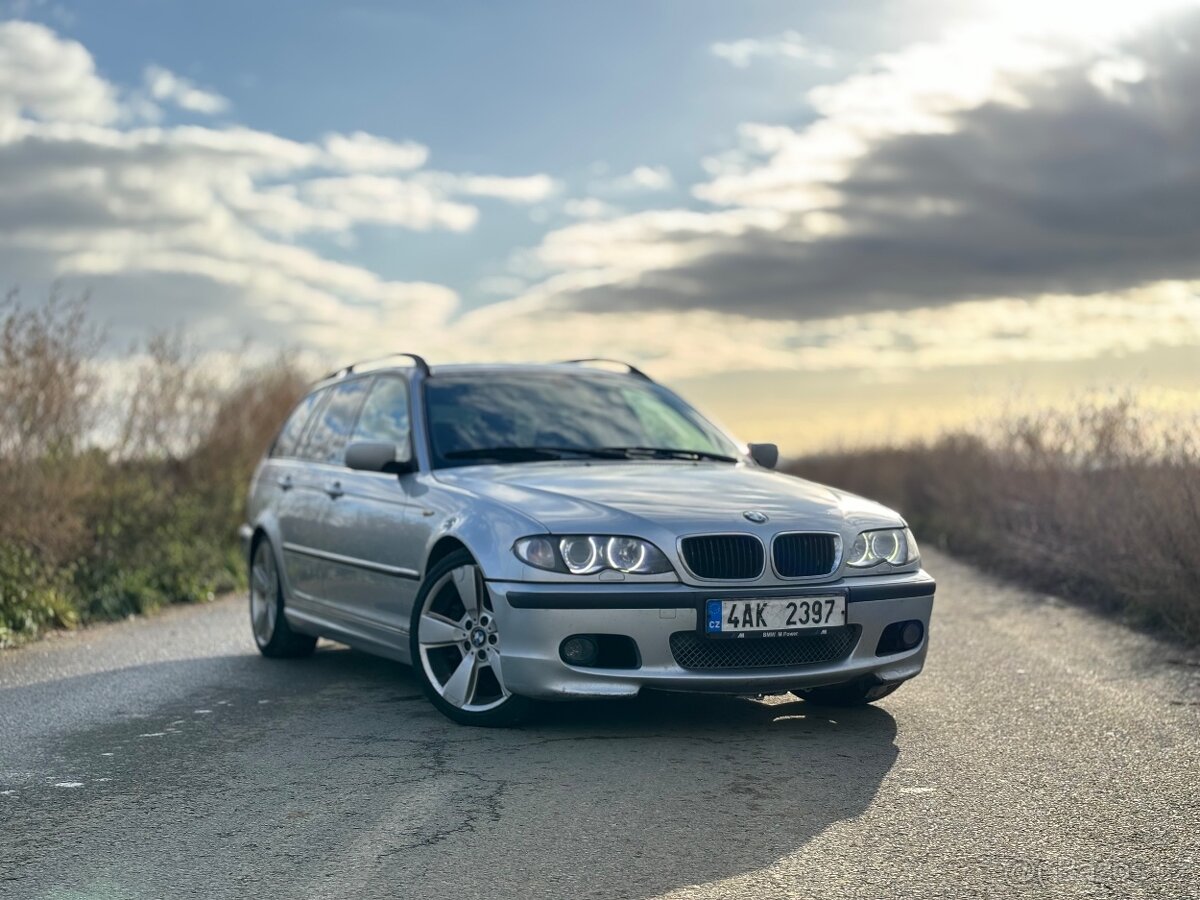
[1,0,1199,452]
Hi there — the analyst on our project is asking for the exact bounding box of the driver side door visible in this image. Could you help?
[317,375,424,640]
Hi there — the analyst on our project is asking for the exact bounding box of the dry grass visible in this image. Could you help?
[789,397,1200,645]
[0,292,309,646]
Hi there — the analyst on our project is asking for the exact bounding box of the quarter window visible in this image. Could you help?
[300,379,370,465]
[272,390,326,458]
[351,377,412,456]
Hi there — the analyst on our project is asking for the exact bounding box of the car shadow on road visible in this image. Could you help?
[271,645,902,897]
[4,644,901,900]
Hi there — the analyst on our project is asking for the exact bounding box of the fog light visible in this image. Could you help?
[875,619,925,656]
[560,636,599,667]
[900,621,924,649]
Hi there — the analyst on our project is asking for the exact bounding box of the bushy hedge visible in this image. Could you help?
[0,293,307,647]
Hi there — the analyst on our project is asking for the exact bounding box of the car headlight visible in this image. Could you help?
[846,527,920,568]
[513,535,674,575]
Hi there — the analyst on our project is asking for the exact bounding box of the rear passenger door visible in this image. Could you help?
[268,387,330,607]
[284,377,371,612]
[317,375,423,639]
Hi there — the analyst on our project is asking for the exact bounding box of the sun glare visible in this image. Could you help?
[979,0,1196,40]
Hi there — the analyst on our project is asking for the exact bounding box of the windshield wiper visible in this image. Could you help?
[443,446,627,462]
[600,446,739,463]
[443,446,738,464]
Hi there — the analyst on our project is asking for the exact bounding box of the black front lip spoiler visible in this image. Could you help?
[504,576,936,610]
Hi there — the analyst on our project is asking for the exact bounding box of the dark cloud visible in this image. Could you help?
[553,14,1200,319]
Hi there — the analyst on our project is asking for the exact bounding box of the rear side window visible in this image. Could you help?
[272,390,326,458]
[300,379,370,465]
[351,377,412,451]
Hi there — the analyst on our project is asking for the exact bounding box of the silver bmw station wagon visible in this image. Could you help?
[242,355,935,726]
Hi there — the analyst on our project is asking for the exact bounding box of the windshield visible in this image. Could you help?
[425,372,740,468]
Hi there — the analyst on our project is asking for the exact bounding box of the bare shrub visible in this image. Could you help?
[116,330,223,461]
[791,397,1200,645]
[0,289,101,461]
[186,353,309,545]
[0,291,103,567]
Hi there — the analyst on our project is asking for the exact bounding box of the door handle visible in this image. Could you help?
[326,480,344,499]
[277,475,293,491]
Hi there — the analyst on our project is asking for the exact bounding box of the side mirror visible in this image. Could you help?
[345,441,415,474]
[747,442,779,470]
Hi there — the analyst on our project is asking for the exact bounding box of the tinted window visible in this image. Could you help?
[300,379,370,464]
[425,373,737,468]
[351,377,412,452]
[272,390,326,458]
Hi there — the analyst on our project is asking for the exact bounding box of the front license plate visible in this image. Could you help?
[705,596,846,638]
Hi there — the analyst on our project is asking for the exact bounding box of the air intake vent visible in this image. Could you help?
[680,535,764,580]
[772,533,839,578]
[669,626,861,670]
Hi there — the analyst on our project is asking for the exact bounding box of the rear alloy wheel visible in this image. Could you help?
[410,549,533,727]
[249,538,317,658]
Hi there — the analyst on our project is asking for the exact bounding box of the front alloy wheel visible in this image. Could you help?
[411,549,532,726]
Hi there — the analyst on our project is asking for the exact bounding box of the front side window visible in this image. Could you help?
[272,389,326,458]
[351,377,412,458]
[425,373,739,468]
[300,379,370,465]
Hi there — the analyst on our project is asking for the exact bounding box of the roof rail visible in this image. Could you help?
[323,352,431,381]
[562,358,652,381]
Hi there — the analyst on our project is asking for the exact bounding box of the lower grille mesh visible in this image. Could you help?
[669,626,861,670]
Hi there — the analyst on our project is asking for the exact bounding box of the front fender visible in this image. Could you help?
[416,477,550,581]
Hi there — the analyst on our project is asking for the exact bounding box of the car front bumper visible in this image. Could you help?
[487,569,935,700]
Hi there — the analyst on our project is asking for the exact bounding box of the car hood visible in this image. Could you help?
[433,461,902,536]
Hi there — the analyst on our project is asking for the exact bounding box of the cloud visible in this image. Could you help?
[476,274,527,296]
[608,165,673,193]
[299,175,478,231]
[562,197,620,220]
[711,31,835,69]
[533,208,786,273]
[507,9,1200,324]
[419,280,1200,380]
[0,20,556,356]
[143,64,228,115]
[0,20,118,123]
[322,130,428,172]
[449,172,559,203]
[4,8,1198,384]
[589,164,674,196]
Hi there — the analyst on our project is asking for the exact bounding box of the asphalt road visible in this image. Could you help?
[2,548,1198,900]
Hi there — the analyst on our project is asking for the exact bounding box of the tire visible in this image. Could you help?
[801,679,902,707]
[249,537,317,659]
[409,549,534,727]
